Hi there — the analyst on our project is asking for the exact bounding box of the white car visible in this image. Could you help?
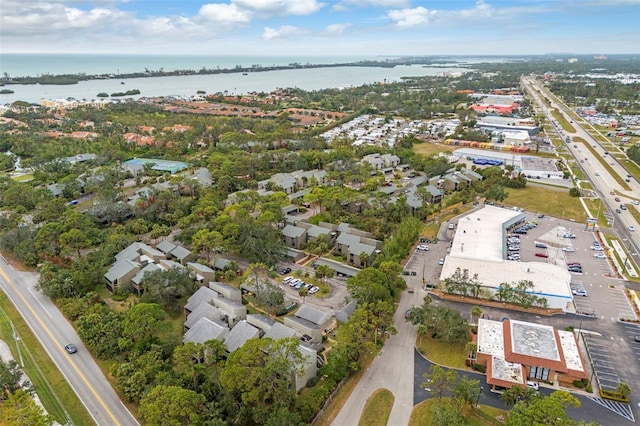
[308,286,320,295]
[438,258,445,265]
[417,244,430,251]
[632,200,639,206]
[593,252,606,259]
[526,381,539,391]
[572,289,588,297]
[562,247,575,252]
[591,246,604,251]
[630,226,636,232]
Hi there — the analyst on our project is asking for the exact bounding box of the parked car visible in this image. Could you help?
[280,267,292,275]
[572,289,588,297]
[535,252,548,258]
[562,247,575,252]
[591,246,604,251]
[448,223,455,230]
[526,381,539,391]
[593,253,606,259]
[309,286,320,295]
[438,258,445,265]
[417,244,430,251]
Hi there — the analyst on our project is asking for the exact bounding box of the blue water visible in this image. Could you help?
[0,54,388,77]
[0,60,469,105]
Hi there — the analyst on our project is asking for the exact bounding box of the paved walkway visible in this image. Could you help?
[331,277,421,426]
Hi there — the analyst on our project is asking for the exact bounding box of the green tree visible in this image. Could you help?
[506,390,581,426]
[76,303,124,359]
[139,385,208,426]
[141,268,197,314]
[220,338,303,424]
[59,228,90,257]
[422,364,457,402]
[120,303,167,350]
[616,382,632,399]
[0,389,54,426]
[0,360,32,399]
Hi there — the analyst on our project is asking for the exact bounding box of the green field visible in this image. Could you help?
[504,186,584,222]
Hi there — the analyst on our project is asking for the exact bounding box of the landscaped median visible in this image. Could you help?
[409,396,507,426]
[358,388,394,426]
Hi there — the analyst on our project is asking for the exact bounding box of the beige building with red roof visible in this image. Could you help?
[476,318,587,390]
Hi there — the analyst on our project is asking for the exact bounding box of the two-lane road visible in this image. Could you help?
[0,261,138,426]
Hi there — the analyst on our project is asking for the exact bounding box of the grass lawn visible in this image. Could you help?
[504,186,584,222]
[413,142,457,157]
[409,397,507,426]
[415,332,469,370]
[0,293,94,426]
[358,388,394,426]
[584,198,609,227]
[550,109,576,133]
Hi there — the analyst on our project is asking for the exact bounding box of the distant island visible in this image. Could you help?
[110,89,141,97]
[0,58,461,86]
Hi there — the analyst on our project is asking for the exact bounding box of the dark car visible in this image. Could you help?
[279,267,292,275]
[65,343,77,354]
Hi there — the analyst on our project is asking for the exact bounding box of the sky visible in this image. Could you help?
[1,0,639,56]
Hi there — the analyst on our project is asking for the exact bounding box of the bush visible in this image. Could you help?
[600,389,629,403]
[295,383,330,423]
[573,379,587,388]
[472,363,486,373]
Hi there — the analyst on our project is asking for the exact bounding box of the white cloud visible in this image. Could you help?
[262,25,307,40]
[387,7,434,28]
[333,0,409,10]
[197,3,252,25]
[234,0,325,16]
[326,23,351,35]
[0,1,130,35]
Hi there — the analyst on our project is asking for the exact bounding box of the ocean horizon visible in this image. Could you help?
[0,61,471,105]
[0,54,391,78]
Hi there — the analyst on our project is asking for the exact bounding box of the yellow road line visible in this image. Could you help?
[0,267,122,426]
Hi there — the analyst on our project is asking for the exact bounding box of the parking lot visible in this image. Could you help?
[404,239,448,289]
[583,333,623,391]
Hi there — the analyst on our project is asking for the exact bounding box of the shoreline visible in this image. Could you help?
[0,59,464,86]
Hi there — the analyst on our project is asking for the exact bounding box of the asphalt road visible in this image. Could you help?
[0,260,138,426]
[521,77,640,261]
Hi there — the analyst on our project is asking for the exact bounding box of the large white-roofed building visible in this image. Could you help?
[439,206,574,312]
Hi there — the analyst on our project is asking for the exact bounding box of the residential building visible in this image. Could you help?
[283,304,332,342]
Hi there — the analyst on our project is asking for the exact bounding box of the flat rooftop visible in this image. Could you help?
[558,330,585,374]
[509,319,560,361]
[477,318,504,357]
[440,257,573,298]
[450,206,523,261]
[490,357,525,385]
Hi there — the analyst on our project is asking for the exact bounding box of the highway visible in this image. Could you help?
[0,260,139,426]
[522,77,640,271]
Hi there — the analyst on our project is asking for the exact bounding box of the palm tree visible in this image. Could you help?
[470,306,483,324]
[416,324,428,347]
[298,286,309,303]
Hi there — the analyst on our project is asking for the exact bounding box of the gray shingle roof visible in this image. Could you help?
[170,245,191,261]
[131,263,161,285]
[183,317,228,344]
[295,304,330,326]
[184,303,224,329]
[185,286,217,312]
[187,262,215,274]
[281,225,306,238]
[104,258,139,282]
[224,320,260,352]
[263,322,296,341]
[156,240,176,254]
